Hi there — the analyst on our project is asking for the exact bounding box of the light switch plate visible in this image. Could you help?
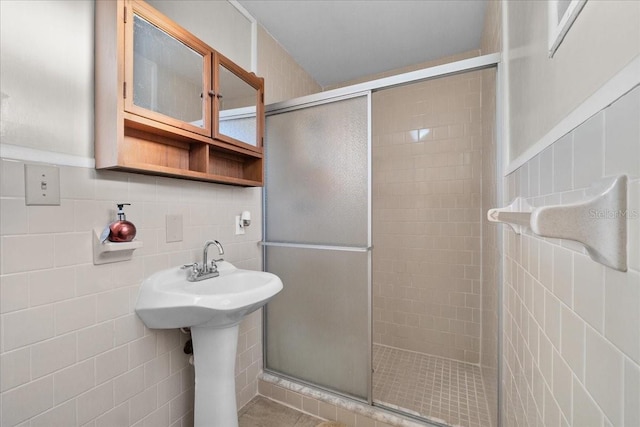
[166,214,183,242]
[25,164,60,205]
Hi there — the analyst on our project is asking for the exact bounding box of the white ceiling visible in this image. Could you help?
[238,0,488,88]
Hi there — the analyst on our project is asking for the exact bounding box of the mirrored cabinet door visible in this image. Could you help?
[215,55,264,150]
[125,1,213,137]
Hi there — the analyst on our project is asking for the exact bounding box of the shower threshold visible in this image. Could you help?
[259,371,450,427]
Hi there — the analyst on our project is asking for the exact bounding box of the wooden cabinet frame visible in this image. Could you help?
[213,53,265,152]
[123,1,213,138]
[95,0,264,186]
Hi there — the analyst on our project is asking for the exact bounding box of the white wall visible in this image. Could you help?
[0,0,94,158]
[506,0,640,162]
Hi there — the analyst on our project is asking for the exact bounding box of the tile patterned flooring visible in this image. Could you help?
[373,345,492,427]
[242,346,492,427]
[239,396,322,427]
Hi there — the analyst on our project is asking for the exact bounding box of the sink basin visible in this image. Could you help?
[135,261,283,329]
[134,261,283,427]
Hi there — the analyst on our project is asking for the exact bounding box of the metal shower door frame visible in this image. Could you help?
[262,90,374,404]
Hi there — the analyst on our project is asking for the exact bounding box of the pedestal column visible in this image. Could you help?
[191,324,240,427]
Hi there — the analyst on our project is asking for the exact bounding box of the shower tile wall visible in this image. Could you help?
[372,71,483,363]
[502,86,640,427]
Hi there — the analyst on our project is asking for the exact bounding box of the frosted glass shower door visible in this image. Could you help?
[263,94,371,400]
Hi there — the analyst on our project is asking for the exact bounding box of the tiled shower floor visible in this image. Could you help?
[373,345,492,427]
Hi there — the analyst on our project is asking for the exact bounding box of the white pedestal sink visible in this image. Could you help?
[135,261,283,427]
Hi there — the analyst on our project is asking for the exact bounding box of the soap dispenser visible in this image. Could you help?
[107,203,137,242]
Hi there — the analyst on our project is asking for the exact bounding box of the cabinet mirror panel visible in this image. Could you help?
[133,13,205,127]
[218,64,258,146]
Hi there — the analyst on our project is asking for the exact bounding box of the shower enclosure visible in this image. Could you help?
[263,94,372,400]
[262,55,500,427]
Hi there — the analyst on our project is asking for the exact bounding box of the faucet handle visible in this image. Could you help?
[181,262,200,271]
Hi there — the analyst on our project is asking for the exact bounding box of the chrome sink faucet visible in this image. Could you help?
[182,240,225,282]
[203,240,224,271]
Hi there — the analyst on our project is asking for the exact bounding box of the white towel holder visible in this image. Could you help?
[488,175,628,271]
[487,197,533,235]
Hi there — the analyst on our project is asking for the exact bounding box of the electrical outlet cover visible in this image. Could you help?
[235,215,245,235]
[166,214,183,242]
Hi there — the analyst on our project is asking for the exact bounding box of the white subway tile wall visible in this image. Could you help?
[0,160,264,426]
[502,86,640,427]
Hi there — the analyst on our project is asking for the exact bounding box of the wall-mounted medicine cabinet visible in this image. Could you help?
[95,0,265,186]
